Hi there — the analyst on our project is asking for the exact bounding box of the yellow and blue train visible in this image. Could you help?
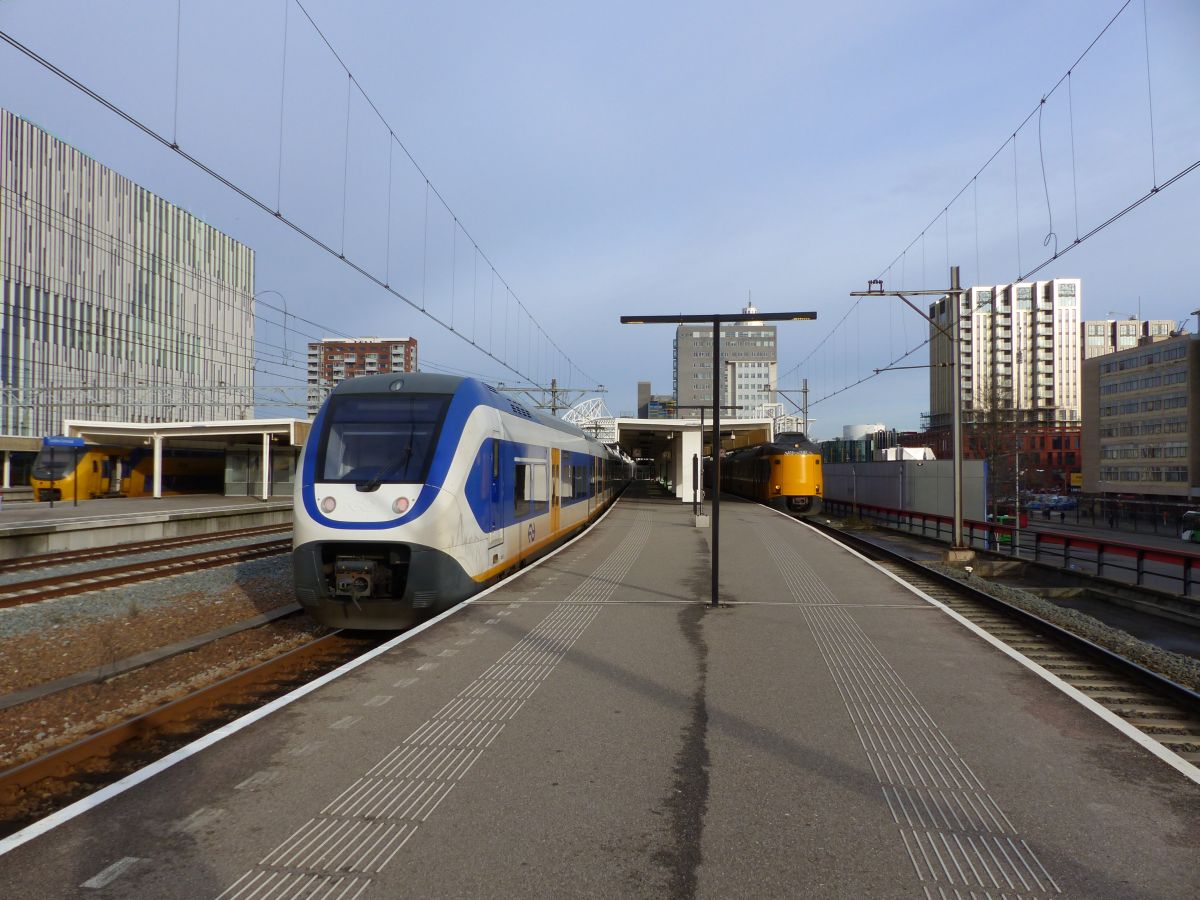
[721,431,823,515]
[292,373,632,629]
[31,442,223,501]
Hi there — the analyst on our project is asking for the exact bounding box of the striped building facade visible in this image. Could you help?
[0,108,255,437]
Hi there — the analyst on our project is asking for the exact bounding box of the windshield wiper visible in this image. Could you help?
[359,446,414,492]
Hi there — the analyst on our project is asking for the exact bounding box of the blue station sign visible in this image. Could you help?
[42,435,86,448]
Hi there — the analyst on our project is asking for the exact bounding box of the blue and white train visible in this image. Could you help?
[293,373,630,629]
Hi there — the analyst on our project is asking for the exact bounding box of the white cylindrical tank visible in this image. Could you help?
[843,423,885,441]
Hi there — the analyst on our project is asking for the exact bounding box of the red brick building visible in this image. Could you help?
[306,337,418,417]
[926,425,1080,493]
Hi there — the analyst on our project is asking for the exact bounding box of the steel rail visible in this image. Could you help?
[0,524,291,576]
[0,631,370,803]
[0,605,304,712]
[0,540,291,609]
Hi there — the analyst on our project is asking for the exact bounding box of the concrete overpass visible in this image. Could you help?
[612,417,774,502]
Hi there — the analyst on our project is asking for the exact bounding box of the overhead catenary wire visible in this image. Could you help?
[1068,72,1080,242]
[783,0,1197,414]
[274,0,289,214]
[1037,96,1057,257]
[0,10,597,394]
[1142,0,1157,189]
[289,0,594,388]
[0,185,359,359]
[1013,133,1022,276]
[171,0,183,148]
[338,71,352,258]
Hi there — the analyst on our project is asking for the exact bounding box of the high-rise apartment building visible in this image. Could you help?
[673,306,777,419]
[1,108,255,437]
[928,278,1082,431]
[1082,318,1176,359]
[1081,333,1197,498]
[306,337,418,416]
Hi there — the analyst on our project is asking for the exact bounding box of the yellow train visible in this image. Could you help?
[721,432,823,515]
[30,443,224,501]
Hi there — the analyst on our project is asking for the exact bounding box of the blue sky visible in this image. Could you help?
[2,0,1197,434]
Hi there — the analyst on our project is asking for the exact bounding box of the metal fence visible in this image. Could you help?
[824,499,1199,597]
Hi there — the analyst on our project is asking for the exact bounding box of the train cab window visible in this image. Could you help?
[31,448,72,481]
[318,393,450,485]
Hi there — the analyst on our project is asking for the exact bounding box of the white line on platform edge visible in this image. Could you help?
[0,494,628,858]
[781,509,1200,786]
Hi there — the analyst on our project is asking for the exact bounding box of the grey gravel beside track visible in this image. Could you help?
[0,555,291,640]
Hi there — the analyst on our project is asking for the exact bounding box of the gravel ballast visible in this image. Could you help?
[0,554,328,770]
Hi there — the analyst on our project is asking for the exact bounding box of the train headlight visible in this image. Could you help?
[392,496,411,515]
[320,496,337,514]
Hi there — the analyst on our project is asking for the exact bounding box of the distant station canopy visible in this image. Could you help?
[563,398,617,444]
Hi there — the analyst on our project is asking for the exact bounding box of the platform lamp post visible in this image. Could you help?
[851,266,971,559]
[621,309,817,608]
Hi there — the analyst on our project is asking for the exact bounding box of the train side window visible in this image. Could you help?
[529,462,549,512]
[484,440,499,505]
[514,464,529,517]
[92,460,98,473]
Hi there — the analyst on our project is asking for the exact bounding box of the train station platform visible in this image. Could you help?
[0,494,293,559]
[1,483,1197,896]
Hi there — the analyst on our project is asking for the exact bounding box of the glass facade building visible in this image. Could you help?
[0,108,255,437]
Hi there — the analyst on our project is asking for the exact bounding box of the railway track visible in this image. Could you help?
[0,629,383,837]
[0,524,291,576]
[810,521,1200,767]
[0,538,292,609]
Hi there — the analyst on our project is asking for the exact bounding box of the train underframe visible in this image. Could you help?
[767,494,823,516]
[293,539,480,629]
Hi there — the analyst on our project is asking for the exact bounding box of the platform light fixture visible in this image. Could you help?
[620,308,817,608]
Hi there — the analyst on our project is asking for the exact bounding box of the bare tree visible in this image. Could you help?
[963,378,1018,519]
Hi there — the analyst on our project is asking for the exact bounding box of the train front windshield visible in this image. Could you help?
[317,394,450,485]
[32,448,73,481]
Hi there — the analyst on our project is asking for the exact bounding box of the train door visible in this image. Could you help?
[487,437,504,554]
[550,448,561,533]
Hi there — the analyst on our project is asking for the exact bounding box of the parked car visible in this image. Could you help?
[1181,510,1200,543]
